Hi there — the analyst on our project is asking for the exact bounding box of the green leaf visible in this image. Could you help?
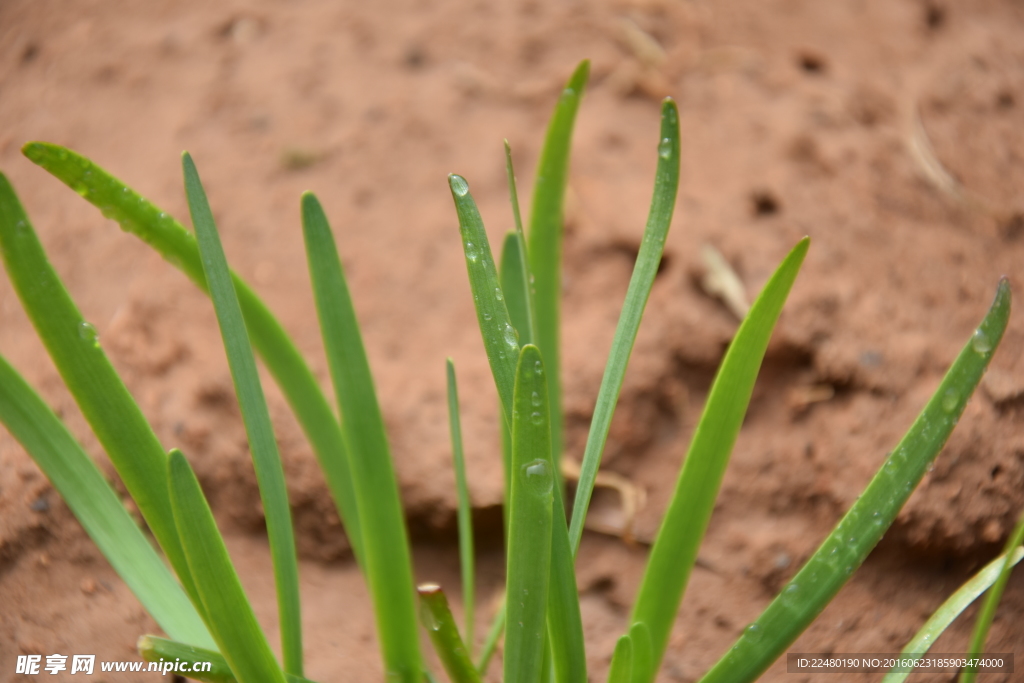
[417,584,482,683]
[446,359,476,650]
[606,635,633,683]
[567,98,680,555]
[699,278,1012,683]
[22,142,365,569]
[631,238,810,676]
[504,345,555,683]
[628,623,652,683]
[546,481,587,683]
[0,172,200,610]
[449,174,519,422]
[0,353,213,649]
[879,547,1024,683]
[301,192,422,683]
[527,60,590,474]
[961,509,1024,683]
[168,450,287,683]
[183,153,303,676]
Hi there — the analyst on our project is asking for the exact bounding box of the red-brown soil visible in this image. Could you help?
[1,1,1023,681]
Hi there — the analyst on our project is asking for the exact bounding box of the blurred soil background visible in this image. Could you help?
[1,0,1023,680]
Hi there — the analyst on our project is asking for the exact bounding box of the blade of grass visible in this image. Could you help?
[418,584,482,683]
[139,636,320,683]
[0,172,201,610]
[505,345,555,683]
[183,153,303,676]
[631,238,810,676]
[446,359,476,651]
[505,140,527,244]
[449,174,519,420]
[699,278,1012,683]
[567,98,679,556]
[0,353,213,649]
[628,622,652,683]
[301,192,422,683]
[168,450,287,683]
[545,482,587,683]
[22,142,365,568]
[961,509,1024,683]
[527,60,590,477]
[879,547,1024,683]
[607,636,633,683]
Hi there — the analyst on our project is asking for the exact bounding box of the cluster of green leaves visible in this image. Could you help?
[0,60,1017,683]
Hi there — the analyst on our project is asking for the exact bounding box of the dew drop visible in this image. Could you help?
[563,87,576,98]
[419,602,441,632]
[534,360,543,375]
[784,583,800,594]
[465,241,479,263]
[743,623,762,643]
[503,324,518,349]
[971,328,992,354]
[495,287,503,302]
[78,321,100,347]
[658,137,673,159]
[520,458,553,495]
[531,391,542,407]
[941,390,959,413]
[483,312,492,321]
[450,175,470,197]
[530,411,543,425]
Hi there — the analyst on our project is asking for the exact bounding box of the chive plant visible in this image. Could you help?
[0,61,1017,683]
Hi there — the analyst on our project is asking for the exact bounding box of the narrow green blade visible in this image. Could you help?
[0,172,199,609]
[168,450,287,683]
[568,98,680,555]
[628,623,652,683]
[139,636,320,683]
[22,142,365,568]
[504,346,555,683]
[880,547,1024,683]
[0,354,212,649]
[527,60,590,474]
[446,359,476,650]
[449,175,519,422]
[301,192,422,683]
[183,153,303,676]
[606,635,633,683]
[961,510,1024,683]
[632,238,810,675]
[699,279,1011,683]
[504,140,527,244]
[546,483,588,683]
[418,584,482,683]
[139,636,235,683]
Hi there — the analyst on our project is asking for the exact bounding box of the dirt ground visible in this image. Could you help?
[1,0,1023,681]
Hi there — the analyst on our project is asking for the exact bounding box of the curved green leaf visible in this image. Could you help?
[527,59,590,475]
[301,192,421,683]
[21,142,365,568]
[168,450,287,683]
[184,154,303,675]
[568,98,680,555]
[0,172,199,610]
[0,354,212,649]
[632,238,810,677]
[700,278,1012,683]
[418,584,482,683]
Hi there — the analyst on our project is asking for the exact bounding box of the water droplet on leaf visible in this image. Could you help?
[450,175,470,197]
[78,322,100,348]
[658,137,673,159]
[520,458,553,495]
[971,328,992,354]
